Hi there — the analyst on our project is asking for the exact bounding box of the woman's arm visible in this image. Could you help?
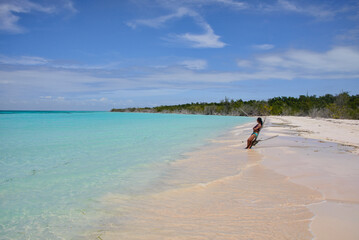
[253,123,262,131]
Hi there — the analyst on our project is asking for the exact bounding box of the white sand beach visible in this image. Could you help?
[256,116,359,240]
[92,116,359,240]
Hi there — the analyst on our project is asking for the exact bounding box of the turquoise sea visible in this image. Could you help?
[0,111,251,239]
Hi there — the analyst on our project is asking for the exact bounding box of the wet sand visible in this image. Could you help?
[86,116,359,239]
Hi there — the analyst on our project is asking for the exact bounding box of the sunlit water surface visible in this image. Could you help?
[0,111,251,239]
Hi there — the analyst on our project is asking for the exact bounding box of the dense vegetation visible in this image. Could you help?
[111,92,359,119]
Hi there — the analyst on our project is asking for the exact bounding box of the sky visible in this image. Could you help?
[0,0,359,110]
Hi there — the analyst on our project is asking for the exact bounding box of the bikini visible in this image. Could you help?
[252,124,261,137]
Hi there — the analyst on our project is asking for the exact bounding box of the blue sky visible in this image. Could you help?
[0,0,359,110]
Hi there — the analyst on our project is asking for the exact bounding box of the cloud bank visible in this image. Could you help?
[1,46,358,93]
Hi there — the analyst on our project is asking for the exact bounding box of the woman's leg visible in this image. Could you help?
[248,134,257,149]
[246,134,255,149]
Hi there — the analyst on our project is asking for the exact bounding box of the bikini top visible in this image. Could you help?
[253,124,261,133]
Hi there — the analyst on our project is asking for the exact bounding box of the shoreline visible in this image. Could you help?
[88,117,357,239]
[84,116,359,239]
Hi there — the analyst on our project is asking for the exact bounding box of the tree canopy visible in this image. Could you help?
[111,93,359,119]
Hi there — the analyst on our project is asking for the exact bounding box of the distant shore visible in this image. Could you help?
[111,92,359,119]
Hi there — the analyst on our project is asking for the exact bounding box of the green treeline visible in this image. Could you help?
[111,92,359,119]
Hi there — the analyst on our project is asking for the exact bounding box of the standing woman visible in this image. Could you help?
[245,117,263,149]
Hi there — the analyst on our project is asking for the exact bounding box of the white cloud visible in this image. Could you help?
[127,7,194,29]
[159,0,339,20]
[256,46,359,74]
[180,59,207,70]
[0,0,54,33]
[236,59,251,68]
[89,97,108,102]
[52,61,122,70]
[62,0,77,14]
[158,0,247,10]
[171,16,226,48]
[0,79,10,84]
[262,0,335,20]
[252,44,275,50]
[0,0,76,33]
[127,3,226,48]
[135,68,297,85]
[176,28,226,48]
[0,69,137,95]
[0,55,125,70]
[214,0,247,9]
[277,0,298,12]
[40,96,52,99]
[336,27,359,42]
[0,55,49,65]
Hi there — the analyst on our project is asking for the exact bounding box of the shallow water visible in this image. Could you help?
[88,127,322,240]
[0,111,251,239]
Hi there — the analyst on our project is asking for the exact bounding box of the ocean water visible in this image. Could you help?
[0,111,251,239]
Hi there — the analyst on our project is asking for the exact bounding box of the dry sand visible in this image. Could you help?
[257,116,359,240]
[86,116,359,240]
[269,116,359,154]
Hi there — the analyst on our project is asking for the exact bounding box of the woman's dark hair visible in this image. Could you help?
[257,117,263,125]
